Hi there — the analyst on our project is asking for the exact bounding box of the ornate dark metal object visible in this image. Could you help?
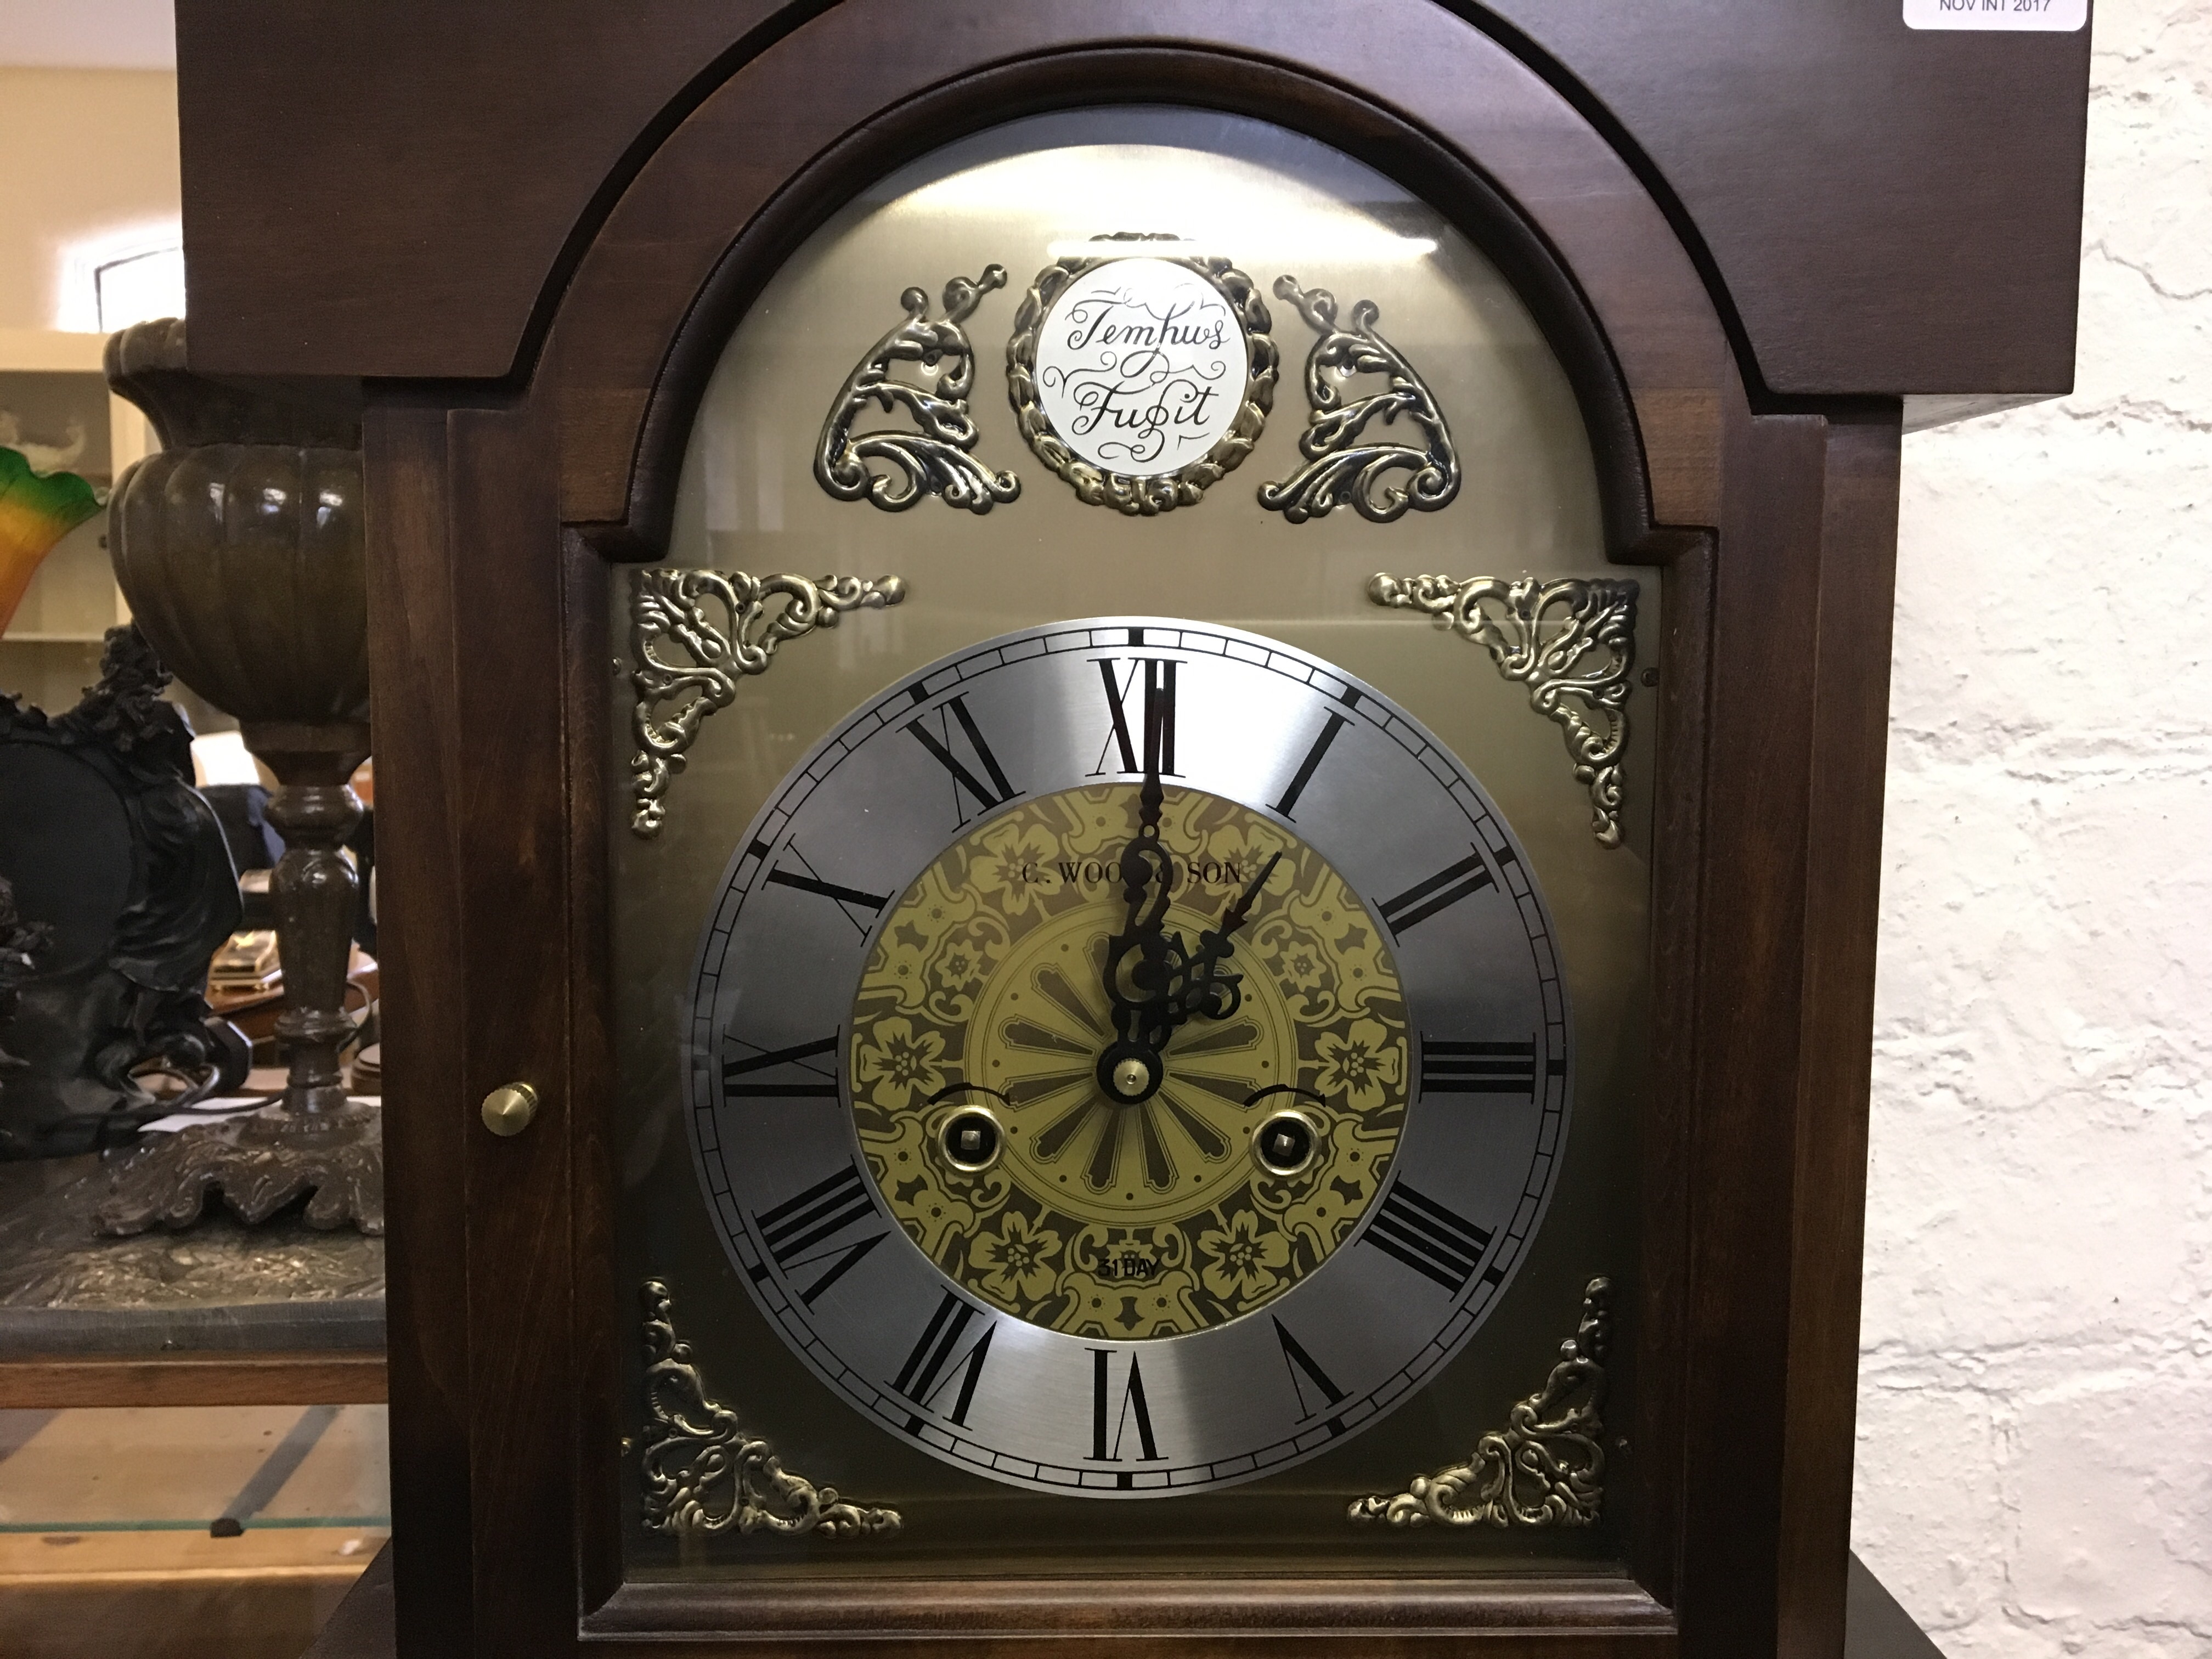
[0,627,250,1158]
[1006,234,1277,515]
[815,267,1020,514]
[1261,278,1460,523]
[639,1280,900,1540]
[1368,572,1639,847]
[628,567,905,837]
[97,1106,383,1233]
[249,728,368,1115]
[1350,1277,1610,1531]
[93,318,380,1229]
[0,1151,384,1321]
[0,877,50,1087]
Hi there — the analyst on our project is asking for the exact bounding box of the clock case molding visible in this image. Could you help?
[166,3,2083,1655]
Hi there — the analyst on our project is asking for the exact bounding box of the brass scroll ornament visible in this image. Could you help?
[814,266,1020,515]
[627,568,904,837]
[639,1280,900,1541]
[1260,278,1460,524]
[1351,1277,1610,1531]
[1368,573,1639,848]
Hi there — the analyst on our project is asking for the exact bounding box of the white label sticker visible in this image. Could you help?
[1033,258,1244,479]
[1905,0,2086,29]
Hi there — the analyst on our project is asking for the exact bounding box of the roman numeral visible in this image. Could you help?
[751,840,888,937]
[1273,1316,1347,1433]
[1363,1180,1493,1295]
[905,692,1017,821]
[1375,847,1495,939]
[720,1032,839,1098]
[765,867,888,911]
[1271,709,1350,819]
[752,1159,889,1308]
[1088,1349,1163,1476]
[1420,1037,1538,1098]
[891,1290,996,1430]
[1091,656,1178,777]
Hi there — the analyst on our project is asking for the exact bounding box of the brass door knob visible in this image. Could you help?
[481,1082,539,1137]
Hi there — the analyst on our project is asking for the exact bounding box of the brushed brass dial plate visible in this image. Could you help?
[851,785,1408,1338]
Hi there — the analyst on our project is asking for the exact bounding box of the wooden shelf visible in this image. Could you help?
[0,1350,387,1409]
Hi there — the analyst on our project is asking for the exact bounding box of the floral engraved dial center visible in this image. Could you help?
[849,785,1409,1340]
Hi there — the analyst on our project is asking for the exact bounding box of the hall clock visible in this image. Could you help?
[167,1,2090,1652]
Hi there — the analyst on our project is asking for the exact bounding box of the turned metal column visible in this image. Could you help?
[94,318,381,1233]
[252,723,371,1115]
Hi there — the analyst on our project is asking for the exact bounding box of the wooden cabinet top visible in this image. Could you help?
[173,0,2089,405]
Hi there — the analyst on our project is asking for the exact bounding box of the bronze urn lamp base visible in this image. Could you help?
[93,319,383,1236]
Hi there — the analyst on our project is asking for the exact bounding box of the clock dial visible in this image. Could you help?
[687,619,1570,1497]
[849,784,1409,1338]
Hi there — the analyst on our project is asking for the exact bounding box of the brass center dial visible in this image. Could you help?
[849,785,1409,1339]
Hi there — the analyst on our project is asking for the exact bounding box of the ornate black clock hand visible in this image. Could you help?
[1175,850,1283,1024]
[1097,729,1187,1102]
[1220,849,1284,935]
[1101,785,1174,1009]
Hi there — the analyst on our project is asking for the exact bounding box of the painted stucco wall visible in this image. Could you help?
[1850,5,2212,1655]
[0,67,178,331]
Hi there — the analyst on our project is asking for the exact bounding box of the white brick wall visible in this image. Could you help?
[1853,5,2212,1654]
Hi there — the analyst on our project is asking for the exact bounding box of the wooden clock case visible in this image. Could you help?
[170,3,2090,1655]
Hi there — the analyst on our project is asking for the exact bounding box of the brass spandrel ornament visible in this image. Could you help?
[1351,1277,1610,1531]
[639,1280,901,1541]
[1369,573,1639,848]
[627,567,906,837]
[813,266,1021,515]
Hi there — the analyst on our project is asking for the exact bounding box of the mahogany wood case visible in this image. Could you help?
[169,3,2090,1656]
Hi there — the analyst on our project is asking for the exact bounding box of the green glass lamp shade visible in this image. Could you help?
[0,445,101,639]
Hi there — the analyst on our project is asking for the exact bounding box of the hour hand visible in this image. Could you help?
[1103,832,1168,988]
[1096,763,1187,1098]
[1100,829,1182,1056]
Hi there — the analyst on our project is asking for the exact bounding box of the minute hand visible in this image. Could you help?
[1099,737,1179,1046]
[1175,851,1283,1026]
